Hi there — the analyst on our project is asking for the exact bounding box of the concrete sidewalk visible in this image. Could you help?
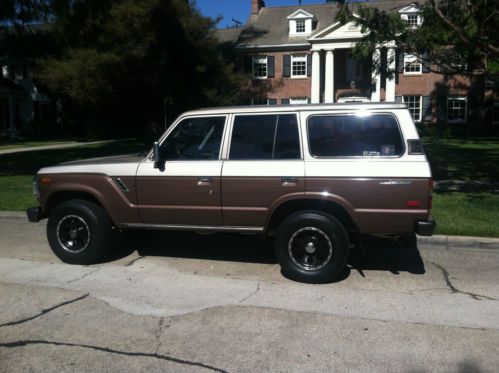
[0,139,125,155]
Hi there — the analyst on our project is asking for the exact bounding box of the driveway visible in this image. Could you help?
[0,216,498,372]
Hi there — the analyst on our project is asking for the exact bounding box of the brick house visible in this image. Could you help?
[218,0,499,125]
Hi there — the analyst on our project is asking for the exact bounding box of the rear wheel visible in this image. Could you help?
[47,199,112,264]
[275,211,349,283]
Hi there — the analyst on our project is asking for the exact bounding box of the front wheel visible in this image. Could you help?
[275,211,349,283]
[47,199,112,264]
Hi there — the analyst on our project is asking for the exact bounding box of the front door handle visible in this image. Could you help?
[281,177,298,186]
[197,176,212,186]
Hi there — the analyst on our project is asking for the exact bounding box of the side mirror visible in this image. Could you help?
[153,141,163,170]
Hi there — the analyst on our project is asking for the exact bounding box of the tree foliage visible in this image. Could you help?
[328,0,499,78]
[1,0,244,137]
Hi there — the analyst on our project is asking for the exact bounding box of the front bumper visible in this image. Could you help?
[415,218,436,236]
[26,207,44,223]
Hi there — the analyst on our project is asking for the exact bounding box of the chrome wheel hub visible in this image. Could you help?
[56,215,90,254]
[288,227,333,271]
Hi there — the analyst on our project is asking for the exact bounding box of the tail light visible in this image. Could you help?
[428,178,433,210]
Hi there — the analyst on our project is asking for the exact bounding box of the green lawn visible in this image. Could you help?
[432,192,499,237]
[422,137,499,182]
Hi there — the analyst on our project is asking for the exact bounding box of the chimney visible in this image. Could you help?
[251,0,265,15]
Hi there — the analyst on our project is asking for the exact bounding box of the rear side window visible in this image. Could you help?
[307,114,404,157]
[230,114,300,160]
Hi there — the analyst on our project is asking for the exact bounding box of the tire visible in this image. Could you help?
[47,199,113,264]
[275,211,349,283]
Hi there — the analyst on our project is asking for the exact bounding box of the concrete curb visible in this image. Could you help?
[1,210,498,250]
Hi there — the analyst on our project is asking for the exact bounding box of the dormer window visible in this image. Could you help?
[287,9,315,36]
[399,4,422,27]
[296,20,305,34]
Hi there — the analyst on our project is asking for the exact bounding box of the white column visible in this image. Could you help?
[311,51,321,104]
[371,48,381,102]
[386,48,396,102]
[324,50,335,103]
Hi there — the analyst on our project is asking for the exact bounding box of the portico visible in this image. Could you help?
[308,20,396,103]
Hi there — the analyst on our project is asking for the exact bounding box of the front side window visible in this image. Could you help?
[404,54,422,74]
[447,97,467,123]
[291,55,307,77]
[253,56,268,79]
[308,114,404,157]
[160,116,226,161]
[403,96,422,122]
[230,114,300,160]
[296,20,306,33]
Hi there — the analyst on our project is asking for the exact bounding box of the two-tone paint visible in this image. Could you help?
[35,103,433,235]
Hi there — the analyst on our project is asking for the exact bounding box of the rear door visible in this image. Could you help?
[136,115,227,226]
[221,113,305,228]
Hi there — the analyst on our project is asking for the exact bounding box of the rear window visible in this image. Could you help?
[230,114,300,160]
[307,114,404,157]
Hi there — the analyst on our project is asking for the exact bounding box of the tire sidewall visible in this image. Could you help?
[275,212,349,283]
[47,200,110,264]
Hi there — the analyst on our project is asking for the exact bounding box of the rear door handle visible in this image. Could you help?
[197,176,212,185]
[281,177,298,185]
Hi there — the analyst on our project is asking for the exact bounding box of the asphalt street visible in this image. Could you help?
[0,216,498,372]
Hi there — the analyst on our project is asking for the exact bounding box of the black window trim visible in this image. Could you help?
[149,114,229,162]
[227,112,303,161]
[305,112,406,159]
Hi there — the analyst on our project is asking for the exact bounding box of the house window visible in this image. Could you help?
[404,54,422,74]
[290,97,309,105]
[251,98,269,106]
[403,96,422,122]
[447,97,467,123]
[291,55,307,77]
[252,56,268,79]
[296,20,306,33]
[406,14,419,26]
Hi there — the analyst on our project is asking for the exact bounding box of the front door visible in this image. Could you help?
[136,115,227,226]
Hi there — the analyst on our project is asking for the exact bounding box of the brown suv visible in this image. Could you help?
[27,103,435,283]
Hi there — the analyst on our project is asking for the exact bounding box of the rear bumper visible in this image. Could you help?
[415,218,436,236]
[26,207,44,223]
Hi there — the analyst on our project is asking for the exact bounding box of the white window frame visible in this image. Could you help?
[404,54,422,75]
[295,20,306,34]
[252,56,268,80]
[406,14,420,26]
[447,96,468,123]
[403,96,422,122]
[290,97,309,105]
[291,55,307,78]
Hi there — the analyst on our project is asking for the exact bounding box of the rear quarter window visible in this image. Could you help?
[307,114,404,157]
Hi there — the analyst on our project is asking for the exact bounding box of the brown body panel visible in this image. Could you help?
[136,176,223,226]
[38,173,141,226]
[221,177,305,226]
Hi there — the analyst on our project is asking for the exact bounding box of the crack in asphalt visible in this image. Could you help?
[125,256,145,267]
[238,282,260,304]
[0,340,229,373]
[66,268,101,284]
[155,317,165,355]
[0,294,89,328]
[432,262,497,301]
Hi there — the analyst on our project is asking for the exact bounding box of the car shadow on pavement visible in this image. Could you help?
[105,230,426,282]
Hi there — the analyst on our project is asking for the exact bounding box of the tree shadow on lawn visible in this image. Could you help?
[423,139,499,182]
[105,230,425,282]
